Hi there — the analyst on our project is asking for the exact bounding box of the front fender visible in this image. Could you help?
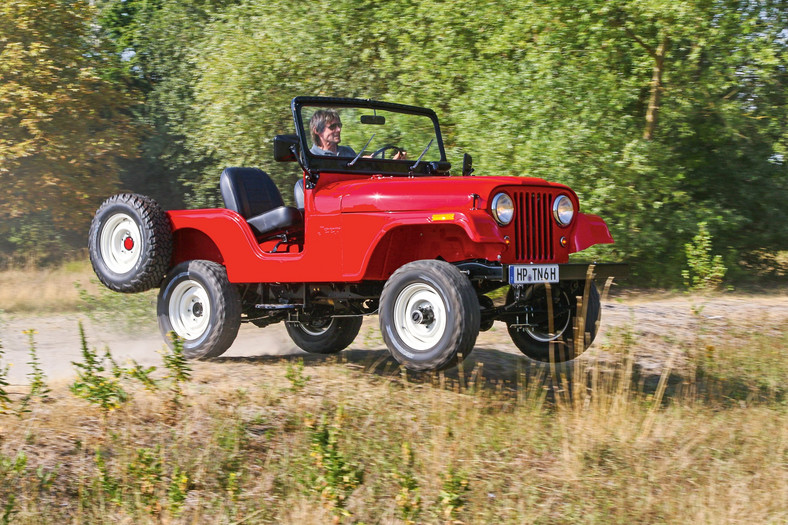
[570,213,614,252]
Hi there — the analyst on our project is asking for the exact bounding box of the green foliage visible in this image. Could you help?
[393,442,421,524]
[0,0,137,263]
[75,280,157,333]
[70,322,129,418]
[3,0,787,285]
[285,358,310,392]
[0,341,11,414]
[17,329,50,416]
[306,406,363,518]
[162,333,192,412]
[682,223,728,291]
[439,467,471,522]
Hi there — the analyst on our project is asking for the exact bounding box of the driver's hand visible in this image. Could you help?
[393,150,407,160]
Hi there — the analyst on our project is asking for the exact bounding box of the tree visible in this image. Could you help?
[0,0,137,262]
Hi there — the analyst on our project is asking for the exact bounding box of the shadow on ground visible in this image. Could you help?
[214,345,693,403]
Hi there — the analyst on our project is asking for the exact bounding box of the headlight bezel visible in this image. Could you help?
[491,192,514,226]
[552,194,574,227]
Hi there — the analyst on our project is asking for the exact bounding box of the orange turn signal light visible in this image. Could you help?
[431,213,455,221]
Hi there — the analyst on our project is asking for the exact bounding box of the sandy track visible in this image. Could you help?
[1,292,786,385]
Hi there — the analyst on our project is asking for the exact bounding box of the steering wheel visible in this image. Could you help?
[370,144,406,159]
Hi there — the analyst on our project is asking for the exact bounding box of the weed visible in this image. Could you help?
[393,442,421,524]
[438,467,470,522]
[285,357,310,392]
[682,222,727,291]
[162,333,192,413]
[1,494,16,525]
[306,406,363,518]
[0,341,12,414]
[70,322,128,420]
[167,466,190,516]
[126,447,164,515]
[17,329,50,416]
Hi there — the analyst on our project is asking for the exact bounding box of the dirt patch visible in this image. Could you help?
[1,292,786,385]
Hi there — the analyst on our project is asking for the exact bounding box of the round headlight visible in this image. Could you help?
[553,195,574,226]
[491,193,514,226]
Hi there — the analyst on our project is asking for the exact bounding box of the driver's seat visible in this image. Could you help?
[219,167,303,240]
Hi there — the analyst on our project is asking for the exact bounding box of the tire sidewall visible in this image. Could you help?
[90,200,149,286]
[380,261,478,370]
[157,261,240,359]
[508,281,601,362]
[88,193,172,293]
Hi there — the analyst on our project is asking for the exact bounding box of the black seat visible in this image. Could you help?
[219,167,303,239]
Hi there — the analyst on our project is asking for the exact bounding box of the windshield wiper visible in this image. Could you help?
[347,134,376,167]
[409,139,434,173]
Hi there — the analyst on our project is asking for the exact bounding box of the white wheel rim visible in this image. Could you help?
[300,318,334,336]
[393,282,447,352]
[168,280,211,341]
[525,289,571,343]
[99,213,142,274]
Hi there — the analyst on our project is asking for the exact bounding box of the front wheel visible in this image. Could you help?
[507,281,600,362]
[380,260,480,371]
[285,316,363,354]
[157,260,241,359]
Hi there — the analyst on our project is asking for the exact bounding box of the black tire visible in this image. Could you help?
[157,260,241,359]
[88,193,172,293]
[285,317,363,354]
[507,281,601,362]
[379,260,480,371]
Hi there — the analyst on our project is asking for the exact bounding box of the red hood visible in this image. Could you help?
[324,175,577,213]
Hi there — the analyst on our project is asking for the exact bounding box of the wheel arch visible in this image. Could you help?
[361,222,501,280]
[171,227,225,267]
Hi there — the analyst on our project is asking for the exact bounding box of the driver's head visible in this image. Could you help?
[309,109,342,149]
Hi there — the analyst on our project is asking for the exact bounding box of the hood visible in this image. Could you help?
[334,175,573,213]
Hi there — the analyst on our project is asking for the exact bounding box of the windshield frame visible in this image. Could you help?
[290,96,448,176]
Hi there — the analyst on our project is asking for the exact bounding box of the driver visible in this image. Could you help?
[309,109,407,159]
[309,110,356,157]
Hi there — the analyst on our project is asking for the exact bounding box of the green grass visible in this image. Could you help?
[0,315,786,524]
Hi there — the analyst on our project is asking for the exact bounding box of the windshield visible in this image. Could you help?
[293,98,447,176]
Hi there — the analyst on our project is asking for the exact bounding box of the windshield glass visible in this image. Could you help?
[298,104,442,163]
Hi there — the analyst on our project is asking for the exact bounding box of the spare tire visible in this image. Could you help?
[88,193,172,293]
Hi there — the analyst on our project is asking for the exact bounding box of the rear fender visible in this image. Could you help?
[167,209,259,279]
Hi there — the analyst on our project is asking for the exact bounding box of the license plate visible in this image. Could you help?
[508,264,559,284]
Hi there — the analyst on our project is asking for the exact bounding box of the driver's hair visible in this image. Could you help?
[309,109,341,147]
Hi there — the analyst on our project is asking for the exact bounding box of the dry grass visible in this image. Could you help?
[1,262,787,523]
[0,260,99,314]
[1,319,786,524]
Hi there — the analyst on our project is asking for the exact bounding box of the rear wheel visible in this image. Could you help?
[89,193,172,293]
[507,281,600,362]
[285,316,363,354]
[157,260,241,359]
[380,260,480,371]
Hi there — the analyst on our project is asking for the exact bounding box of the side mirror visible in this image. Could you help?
[273,134,299,162]
[462,153,474,176]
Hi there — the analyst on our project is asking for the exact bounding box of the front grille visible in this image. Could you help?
[512,190,555,262]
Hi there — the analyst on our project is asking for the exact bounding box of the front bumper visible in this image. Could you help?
[455,261,629,283]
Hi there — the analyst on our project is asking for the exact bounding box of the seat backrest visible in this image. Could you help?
[220,167,284,219]
[294,178,305,210]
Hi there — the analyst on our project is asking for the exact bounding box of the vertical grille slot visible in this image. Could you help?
[513,190,554,262]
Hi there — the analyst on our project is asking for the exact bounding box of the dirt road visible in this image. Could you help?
[2,292,786,385]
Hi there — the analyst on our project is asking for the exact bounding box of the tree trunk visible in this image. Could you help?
[644,38,669,141]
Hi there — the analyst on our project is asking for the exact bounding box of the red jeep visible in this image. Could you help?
[88,97,625,371]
